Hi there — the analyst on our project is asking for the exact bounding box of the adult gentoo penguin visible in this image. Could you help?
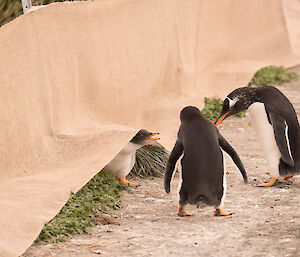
[164,106,247,217]
[104,129,160,187]
[215,86,300,187]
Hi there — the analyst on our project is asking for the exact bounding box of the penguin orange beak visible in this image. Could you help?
[146,133,160,140]
[214,112,229,126]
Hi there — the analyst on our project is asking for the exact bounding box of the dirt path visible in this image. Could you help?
[24,76,300,257]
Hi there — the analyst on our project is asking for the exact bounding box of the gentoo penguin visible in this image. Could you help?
[215,86,300,187]
[104,129,160,187]
[164,106,247,217]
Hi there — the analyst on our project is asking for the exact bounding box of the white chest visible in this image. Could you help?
[104,142,140,178]
[248,102,281,176]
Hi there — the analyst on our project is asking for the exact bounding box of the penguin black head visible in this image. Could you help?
[215,87,257,126]
[130,129,160,145]
[180,106,201,122]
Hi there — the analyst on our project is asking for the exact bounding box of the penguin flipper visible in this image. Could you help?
[269,113,295,167]
[164,138,183,194]
[217,130,248,183]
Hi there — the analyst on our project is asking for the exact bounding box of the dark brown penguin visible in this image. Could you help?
[165,106,247,216]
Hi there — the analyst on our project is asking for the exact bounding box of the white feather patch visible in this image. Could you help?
[227,97,238,108]
[248,102,281,178]
[175,152,184,203]
[217,150,226,209]
[285,121,292,159]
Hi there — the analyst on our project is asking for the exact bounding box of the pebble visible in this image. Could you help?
[92,249,102,255]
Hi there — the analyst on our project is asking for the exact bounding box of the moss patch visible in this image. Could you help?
[130,145,169,178]
[35,171,127,244]
[248,66,299,87]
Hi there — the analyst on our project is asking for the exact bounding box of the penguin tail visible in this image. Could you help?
[196,196,207,209]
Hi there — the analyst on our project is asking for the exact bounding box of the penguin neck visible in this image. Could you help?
[252,86,271,105]
[123,142,144,154]
[243,87,260,108]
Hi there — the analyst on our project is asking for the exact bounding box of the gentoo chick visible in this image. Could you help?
[104,129,160,186]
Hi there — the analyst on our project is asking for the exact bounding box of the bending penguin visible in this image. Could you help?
[164,106,247,217]
[215,86,300,187]
[104,129,160,187]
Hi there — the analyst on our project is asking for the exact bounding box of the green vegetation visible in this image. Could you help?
[248,65,299,87]
[0,0,87,27]
[131,145,169,178]
[201,97,245,121]
[35,171,127,244]
[201,97,223,121]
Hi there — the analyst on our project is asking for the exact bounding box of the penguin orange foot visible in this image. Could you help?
[214,208,233,216]
[257,177,278,187]
[119,176,139,187]
[178,207,192,217]
[266,173,294,181]
[281,175,294,180]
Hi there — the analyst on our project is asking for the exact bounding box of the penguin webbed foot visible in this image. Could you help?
[128,181,140,187]
[257,177,278,187]
[280,175,294,180]
[178,207,192,217]
[119,177,140,187]
[266,172,294,181]
[214,208,234,216]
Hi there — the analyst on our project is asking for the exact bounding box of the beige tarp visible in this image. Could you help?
[0,0,299,256]
[282,0,300,56]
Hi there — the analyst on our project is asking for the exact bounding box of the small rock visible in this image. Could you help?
[92,249,102,255]
[151,218,158,222]
[106,229,113,233]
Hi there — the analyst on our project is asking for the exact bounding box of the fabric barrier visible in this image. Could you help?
[0,0,299,256]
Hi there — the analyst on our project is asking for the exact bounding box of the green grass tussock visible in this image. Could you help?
[131,145,169,178]
[35,171,127,244]
[248,66,299,87]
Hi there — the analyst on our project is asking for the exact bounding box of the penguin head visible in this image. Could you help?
[180,106,201,122]
[130,129,160,145]
[215,87,257,126]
